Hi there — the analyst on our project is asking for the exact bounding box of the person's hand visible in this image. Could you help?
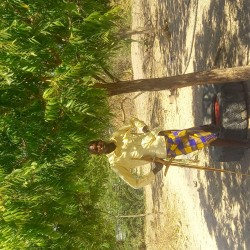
[142,125,150,133]
[154,157,174,176]
[152,162,163,175]
[139,155,154,162]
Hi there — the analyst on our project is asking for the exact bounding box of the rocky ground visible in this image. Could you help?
[130,0,250,249]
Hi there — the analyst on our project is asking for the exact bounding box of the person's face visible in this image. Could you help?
[89,140,107,155]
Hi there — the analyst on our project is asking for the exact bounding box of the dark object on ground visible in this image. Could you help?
[205,82,248,162]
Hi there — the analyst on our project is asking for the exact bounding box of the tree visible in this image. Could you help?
[94,66,250,96]
[0,1,125,249]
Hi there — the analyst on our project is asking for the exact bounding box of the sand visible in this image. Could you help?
[130,0,250,249]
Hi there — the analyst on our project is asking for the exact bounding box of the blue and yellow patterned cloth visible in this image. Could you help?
[163,129,217,157]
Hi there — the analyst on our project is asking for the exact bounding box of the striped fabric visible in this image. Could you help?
[162,129,217,157]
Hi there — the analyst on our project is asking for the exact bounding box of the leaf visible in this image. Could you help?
[52,20,64,27]
[43,87,57,100]
[28,37,40,45]
[101,243,110,249]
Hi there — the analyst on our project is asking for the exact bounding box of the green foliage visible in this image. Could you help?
[98,170,145,250]
[0,0,128,249]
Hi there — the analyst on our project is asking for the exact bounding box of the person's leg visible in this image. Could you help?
[188,124,221,134]
[210,138,250,148]
[161,128,218,157]
[158,124,220,136]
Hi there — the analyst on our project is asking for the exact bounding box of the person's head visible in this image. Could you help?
[88,140,110,155]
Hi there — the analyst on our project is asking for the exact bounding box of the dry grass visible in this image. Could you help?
[108,0,136,129]
[108,1,185,249]
[110,0,131,11]
[108,42,135,128]
[144,200,187,250]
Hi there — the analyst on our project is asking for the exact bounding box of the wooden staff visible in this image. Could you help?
[137,156,250,178]
[163,159,250,178]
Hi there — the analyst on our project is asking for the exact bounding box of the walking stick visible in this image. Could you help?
[164,158,174,176]
[171,162,250,177]
[163,159,250,178]
[154,157,174,176]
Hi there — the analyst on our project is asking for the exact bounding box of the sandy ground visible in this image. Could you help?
[130,0,250,249]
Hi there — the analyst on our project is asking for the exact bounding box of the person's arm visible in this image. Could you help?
[130,117,150,133]
[115,118,148,135]
[116,118,150,136]
[112,165,155,189]
[112,155,174,189]
[139,156,174,175]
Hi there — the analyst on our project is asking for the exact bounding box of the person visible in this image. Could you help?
[88,118,249,189]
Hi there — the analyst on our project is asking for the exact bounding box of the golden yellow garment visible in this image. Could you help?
[163,129,217,156]
[107,118,166,189]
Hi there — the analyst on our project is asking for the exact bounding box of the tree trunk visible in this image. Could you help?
[94,66,250,96]
[118,28,155,38]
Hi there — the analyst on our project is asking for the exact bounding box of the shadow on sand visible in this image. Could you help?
[147,0,250,248]
[191,1,250,249]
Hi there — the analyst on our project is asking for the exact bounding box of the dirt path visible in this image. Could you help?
[131,0,250,249]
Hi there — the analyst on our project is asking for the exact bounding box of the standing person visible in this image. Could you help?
[88,118,249,189]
